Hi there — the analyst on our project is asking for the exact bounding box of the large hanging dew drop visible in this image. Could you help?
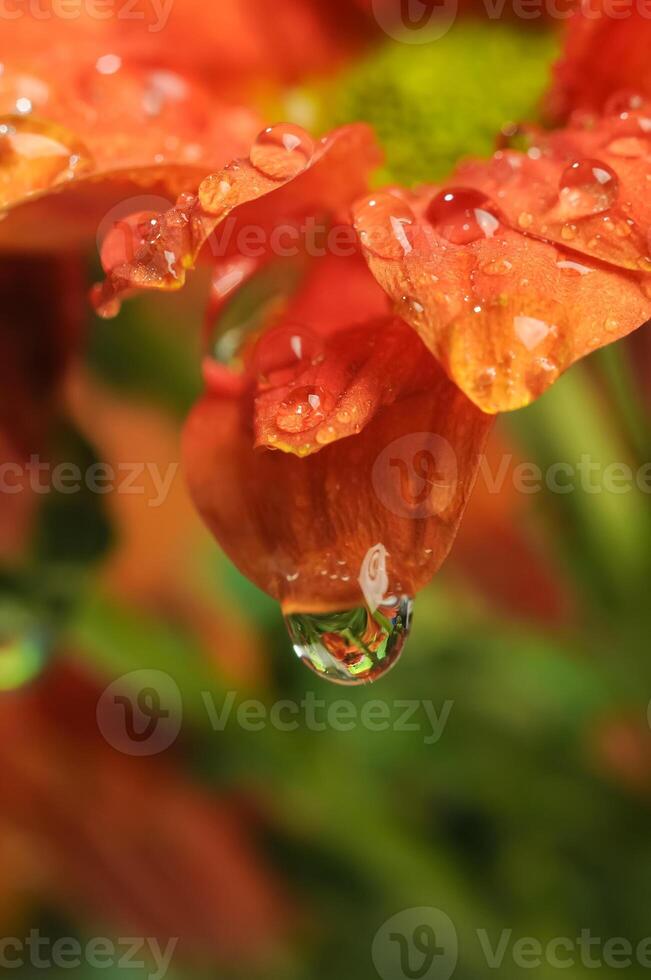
[250,123,314,181]
[284,596,413,685]
[426,188,502,245]
[0,115,93,208]
[353,192,416,260]
[557,159,619,219]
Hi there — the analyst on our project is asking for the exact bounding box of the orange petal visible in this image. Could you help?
[0,57,261,250]
[353,187,651,412]
[254,316,439,455]
[94,123,382,313]
[205,251,400,455]
[452,106,651,274]
[183,353,492,611]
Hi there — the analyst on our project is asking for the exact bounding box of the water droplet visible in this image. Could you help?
[558,159,619,218]
[276,385,332,434]
[533,356,559,380]
[0,115,93,207]
[607,137,649,158]
[284,596,413,685]
[518,211,534,229]
[199,169,237,213]
[398,294,425,317]
[0,70,50,116]
[480,258,513,276]
[473,366,497,394]
[315,425,337,446]
[514,315,555,351]
[353,192,416,260]
[95,52,122,75]
[604,317,621,333]
[98,209,161,273]
[561,223,578,241]
[250,123,314,181]
[254,325,323,383]
[556,259,593,276]
[426,188,502,245]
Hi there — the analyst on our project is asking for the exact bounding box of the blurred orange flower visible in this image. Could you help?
[548,5,651,121]
[0,660,288,964]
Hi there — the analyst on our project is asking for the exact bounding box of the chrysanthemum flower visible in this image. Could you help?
[93,56,651,683]
[7,10,651,685]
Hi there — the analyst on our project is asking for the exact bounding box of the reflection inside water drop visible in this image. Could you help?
[284,596,413,685]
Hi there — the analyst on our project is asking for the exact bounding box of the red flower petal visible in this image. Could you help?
[353,184,651,412]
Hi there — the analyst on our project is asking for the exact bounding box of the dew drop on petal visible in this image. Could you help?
[0,115,93,207]
[276,385,332,434]
[254,325,323,383]
[558,159,619,219]
[426,188,502,245]
[284,595,413,685]
[514,315,555,351]
[353,192,416,260]
[480,258,513,276]
[199,170,237,213]
[556,259,593,276]
[398,294,425,317]
[250,123,314,181]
